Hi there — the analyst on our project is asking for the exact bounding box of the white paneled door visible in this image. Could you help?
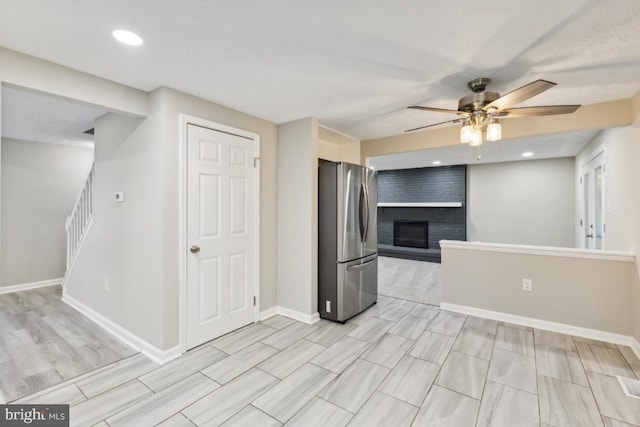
[187,123,257,349]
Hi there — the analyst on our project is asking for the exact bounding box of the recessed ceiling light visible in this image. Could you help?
[522,152,534,157]
[112,29,144,46]
[432,160,441,165]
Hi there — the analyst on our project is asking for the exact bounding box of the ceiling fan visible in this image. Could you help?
[406,78,581,146]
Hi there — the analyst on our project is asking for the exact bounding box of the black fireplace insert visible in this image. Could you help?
[394,221,429,249]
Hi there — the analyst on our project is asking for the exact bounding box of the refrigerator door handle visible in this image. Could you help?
[362,181,369,244]
[346,258,376,270]
[358,184,366,243]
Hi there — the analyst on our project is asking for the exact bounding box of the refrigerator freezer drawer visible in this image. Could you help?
[339,255,377,321]
[321,254,377,322]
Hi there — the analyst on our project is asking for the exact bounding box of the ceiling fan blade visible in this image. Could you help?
[485,79,556,111]
[405,118,464,133]
[408,105,467,115]
[499,105,581,117]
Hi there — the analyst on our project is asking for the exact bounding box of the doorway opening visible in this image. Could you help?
[579,150,605,250]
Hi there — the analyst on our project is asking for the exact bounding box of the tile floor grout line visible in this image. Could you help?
[400,333,451,422]
[314,393,357,413]
[573,333,611,427]
[249,403,282,425]
[531,326,543,427]
[473,316,498,427]
[433,314,477,399]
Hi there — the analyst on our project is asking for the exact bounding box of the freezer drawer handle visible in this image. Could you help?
[347,259,375,270]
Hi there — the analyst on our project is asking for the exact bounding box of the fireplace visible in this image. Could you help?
[394,221,429,249]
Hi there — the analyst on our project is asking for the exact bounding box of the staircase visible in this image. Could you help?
[65,163,94,272]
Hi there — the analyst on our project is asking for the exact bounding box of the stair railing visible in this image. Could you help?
[65,163,94,270]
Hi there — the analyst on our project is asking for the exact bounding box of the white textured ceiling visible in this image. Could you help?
[2,85,107,147]
[0,0,639,142]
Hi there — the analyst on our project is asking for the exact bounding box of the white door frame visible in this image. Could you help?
[178,114,261,353]
[579,146,605,250]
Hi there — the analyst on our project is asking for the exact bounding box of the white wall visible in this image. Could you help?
[317,139,360,165]
[441,241,636,337]
[453,93,640,347]
[467,158,575,247]
[0,46,147,117]
[0,48,145,287]
[1,138,93,286]
[65,87,279,352]
[575,93,640,345]
[1,48,279,354]
[317,139,339,162]
[276,121,359,321]
[576,128,640,253]
[317,126,360,164]
[156,87,278,346]
[63,112,164,345]
[277,117,319,318]
[632,93,640,348]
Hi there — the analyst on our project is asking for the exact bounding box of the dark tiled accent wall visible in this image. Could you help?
[377,165,466,203]
[377,165,467,262]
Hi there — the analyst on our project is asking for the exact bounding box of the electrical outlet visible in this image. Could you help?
[522,278,533,292]
[104,278,110,292]
[326,300,331,313]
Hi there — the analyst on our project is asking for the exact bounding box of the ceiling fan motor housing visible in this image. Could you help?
[457,77,500,113]
[458,91,500,113]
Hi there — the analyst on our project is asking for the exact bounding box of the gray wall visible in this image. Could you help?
[1,138,93,286]
[467,158,575,247]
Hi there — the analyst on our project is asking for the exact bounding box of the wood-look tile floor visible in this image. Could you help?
[378,257,441,306]
[0,286,136,402]
[9,293,640,426]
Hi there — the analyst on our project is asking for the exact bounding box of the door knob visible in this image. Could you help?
[190,245,201,253]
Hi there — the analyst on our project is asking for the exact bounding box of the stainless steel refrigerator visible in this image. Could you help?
[318,161,377,322]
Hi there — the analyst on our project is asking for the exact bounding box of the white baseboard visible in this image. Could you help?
[259,306,279,321]
[62,294,181,365]
[441,302,640,359]
[0,278,63,294]
[259,306,320,325]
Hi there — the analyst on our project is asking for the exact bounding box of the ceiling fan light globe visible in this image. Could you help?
[487,122,502,141]
[460,124,473,143]
[469,128,483,146]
